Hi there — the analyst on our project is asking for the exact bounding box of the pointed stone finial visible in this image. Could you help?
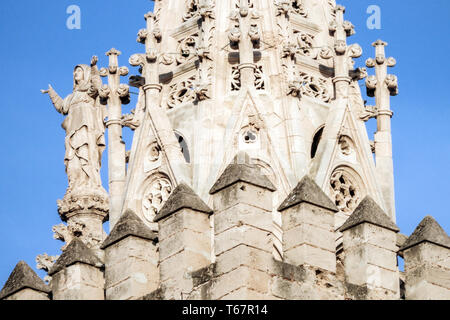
[155,183,213,222]
[339,196,399,232]
[0,261,50,300]
[278,175,338,212]
[209,153,276,194]
[400,216,450,251]
[320,4,361,99]
[49,238,103,276]
[101,210,158,249]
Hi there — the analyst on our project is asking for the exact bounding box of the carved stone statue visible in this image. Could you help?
[41,56,109,221]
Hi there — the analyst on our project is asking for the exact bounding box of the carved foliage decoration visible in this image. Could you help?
[295,31,316,58]
[254,65,265,90]
[168,76,197,108]
[176,34,199,65]
[184,0,216,21]
[288,72,331,102]
[142,176,173,222]
[184,0,200,21]
[274,0,308,17]
[231,66,241,91]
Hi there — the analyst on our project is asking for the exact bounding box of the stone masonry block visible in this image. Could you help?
[214,203,272,235]
[344,224,397,251]
[215,244,273,276]
[5,289,49,300]
[160,250,210,282]
[284,244,336,272]
[159,208,211,240]
[159,228,211,262]
[282,203,334,233]
[404,242,450,270]
[212,183,273,213]
[214,225,272,256]
[210,266,271,300]
[52,263,104,300]
[283,223,335,252]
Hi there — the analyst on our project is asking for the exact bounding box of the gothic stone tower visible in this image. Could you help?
[2,0,449,301]
[121,0,394,256]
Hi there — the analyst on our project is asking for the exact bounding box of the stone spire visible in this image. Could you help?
[365,40,398,221]
[0,261,50,300]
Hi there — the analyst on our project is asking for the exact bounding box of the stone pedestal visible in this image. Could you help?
[401,216,450,300]
[102,210,159,300]
[155,183,213,300]
[209,159,276,300]
[340,196,400,300]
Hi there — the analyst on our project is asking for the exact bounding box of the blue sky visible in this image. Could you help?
[0,0,449,286]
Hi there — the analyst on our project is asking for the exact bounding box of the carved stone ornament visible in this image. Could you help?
[176,34,198,65]
[122,108,140,130]
[274,0,308,17]
[330,169,363,213]
[338,135,354,156]
[231,66,242,91]
[149,142,161,162]
[254,65,265,90]
[142,177,173,222]
[167,76,197,108]
[52,219,103,251]
[288,72,331,102]
[295,31,316,58]
[36,254,59,273]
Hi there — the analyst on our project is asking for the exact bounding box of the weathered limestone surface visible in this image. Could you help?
[401,216,450,300]
[5,0,449,301]
[49,239,104,300]
[340,197,400,300]
[155,183,213,300]
[210,160,276,300]
[102,210,159,300]
[279,176,338,272]
[0,261,50,300]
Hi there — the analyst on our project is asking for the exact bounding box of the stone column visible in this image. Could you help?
[101,210,159,300]
[365,40,398,221]
[209,156,276,300]
[99,48,130,229]
[400,216,450,300]
[339,196,400,300]
[154,183,213,300]
[49,238,104,300]
[0,261,50,300]
[278,175,338,273]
